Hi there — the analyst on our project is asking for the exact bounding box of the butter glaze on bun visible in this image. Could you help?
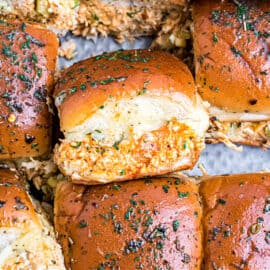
[0,169,65,269]
[54,176,203,270]
[193,0,270,115]
[0,19,58,160]
[53,49,209,184]
[200,173,270,269]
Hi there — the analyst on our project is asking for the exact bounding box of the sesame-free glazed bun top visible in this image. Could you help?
[54,176,203,270]
[53,49,209,184]
[0,169,65,269]
[200,173,270,270]
[0,19,58,160]
[193,0,270,117]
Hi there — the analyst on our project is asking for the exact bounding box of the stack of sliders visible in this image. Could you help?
[0,0,269,269]
[0,20,65,268]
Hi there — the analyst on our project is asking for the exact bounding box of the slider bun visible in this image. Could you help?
[200,173,270,269]
[53,49,209,184]
[0,169,65,269]
[54,49,198,132]
[54,176,203,270]
[0,19,58,160]
[193,0,270,114]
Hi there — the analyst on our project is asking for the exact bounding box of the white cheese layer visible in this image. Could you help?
[65,94,209,145]
[209,106,270,122]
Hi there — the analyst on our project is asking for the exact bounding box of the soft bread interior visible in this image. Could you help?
[65,94,209,145]
[0,207,65,269]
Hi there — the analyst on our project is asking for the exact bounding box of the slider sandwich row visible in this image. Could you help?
[54,172,270,270]
[1,167,268,269]
[0,19,66,269]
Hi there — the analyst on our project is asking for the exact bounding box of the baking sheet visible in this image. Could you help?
[59,33,270,176]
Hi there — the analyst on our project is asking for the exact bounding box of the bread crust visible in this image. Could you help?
[0,19,58,159]
[200,173,270,269]
[55,176,203,269]
[193,0,270,113]
[54,49,196,131]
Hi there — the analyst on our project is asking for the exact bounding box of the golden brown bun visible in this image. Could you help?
[55,176,203,269]
[200,173,270,269]
[53,49,209,184]
[54,49,196,131]
[0,19,58,160]
[193,0,270,114]
[0,169,65,269]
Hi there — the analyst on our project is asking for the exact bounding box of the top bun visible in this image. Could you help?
[193,0,270,114]
[0,19,58,159]
[54,49,198,132]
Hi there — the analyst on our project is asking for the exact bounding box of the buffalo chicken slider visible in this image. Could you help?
[200,173,270,269]
[0,169,65,269]
[54,176,203,269]
[193,0,270,147]
[53,49,209,184]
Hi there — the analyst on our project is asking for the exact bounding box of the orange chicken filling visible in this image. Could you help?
[55,120,202,183]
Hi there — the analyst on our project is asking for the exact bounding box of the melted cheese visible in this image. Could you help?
[65,94,209,145]
[209,106,270,122]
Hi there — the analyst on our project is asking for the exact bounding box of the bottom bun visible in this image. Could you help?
[54,176,203,270]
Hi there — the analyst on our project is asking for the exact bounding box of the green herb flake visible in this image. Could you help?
[230,46,242,57]
[112,184,121,190]
[213,32,218,43]
[78,220,87,228]
[100,76,115,85]
[113,141,120,150]
[93,13,99,21]
[21,23,26,32]
[70,141,81,148]
[120,170,125,176]
[18,74,30,82]
[80,84,86,90]
[162,185,169,193]
[104,253,111,260]
[217,198,226,205]
[69,86,77,94]
[173,220,179,232]
[178,192,189,198]
[31,143,38,149]
[31,53,38,63]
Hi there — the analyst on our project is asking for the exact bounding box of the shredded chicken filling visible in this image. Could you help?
[55,120,203,181]
[207,118,270,148]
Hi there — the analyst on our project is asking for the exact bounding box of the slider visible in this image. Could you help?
[54,176,203,269]
[53,49,209,184]
[0,169,65,268]
[193,0,270,147]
